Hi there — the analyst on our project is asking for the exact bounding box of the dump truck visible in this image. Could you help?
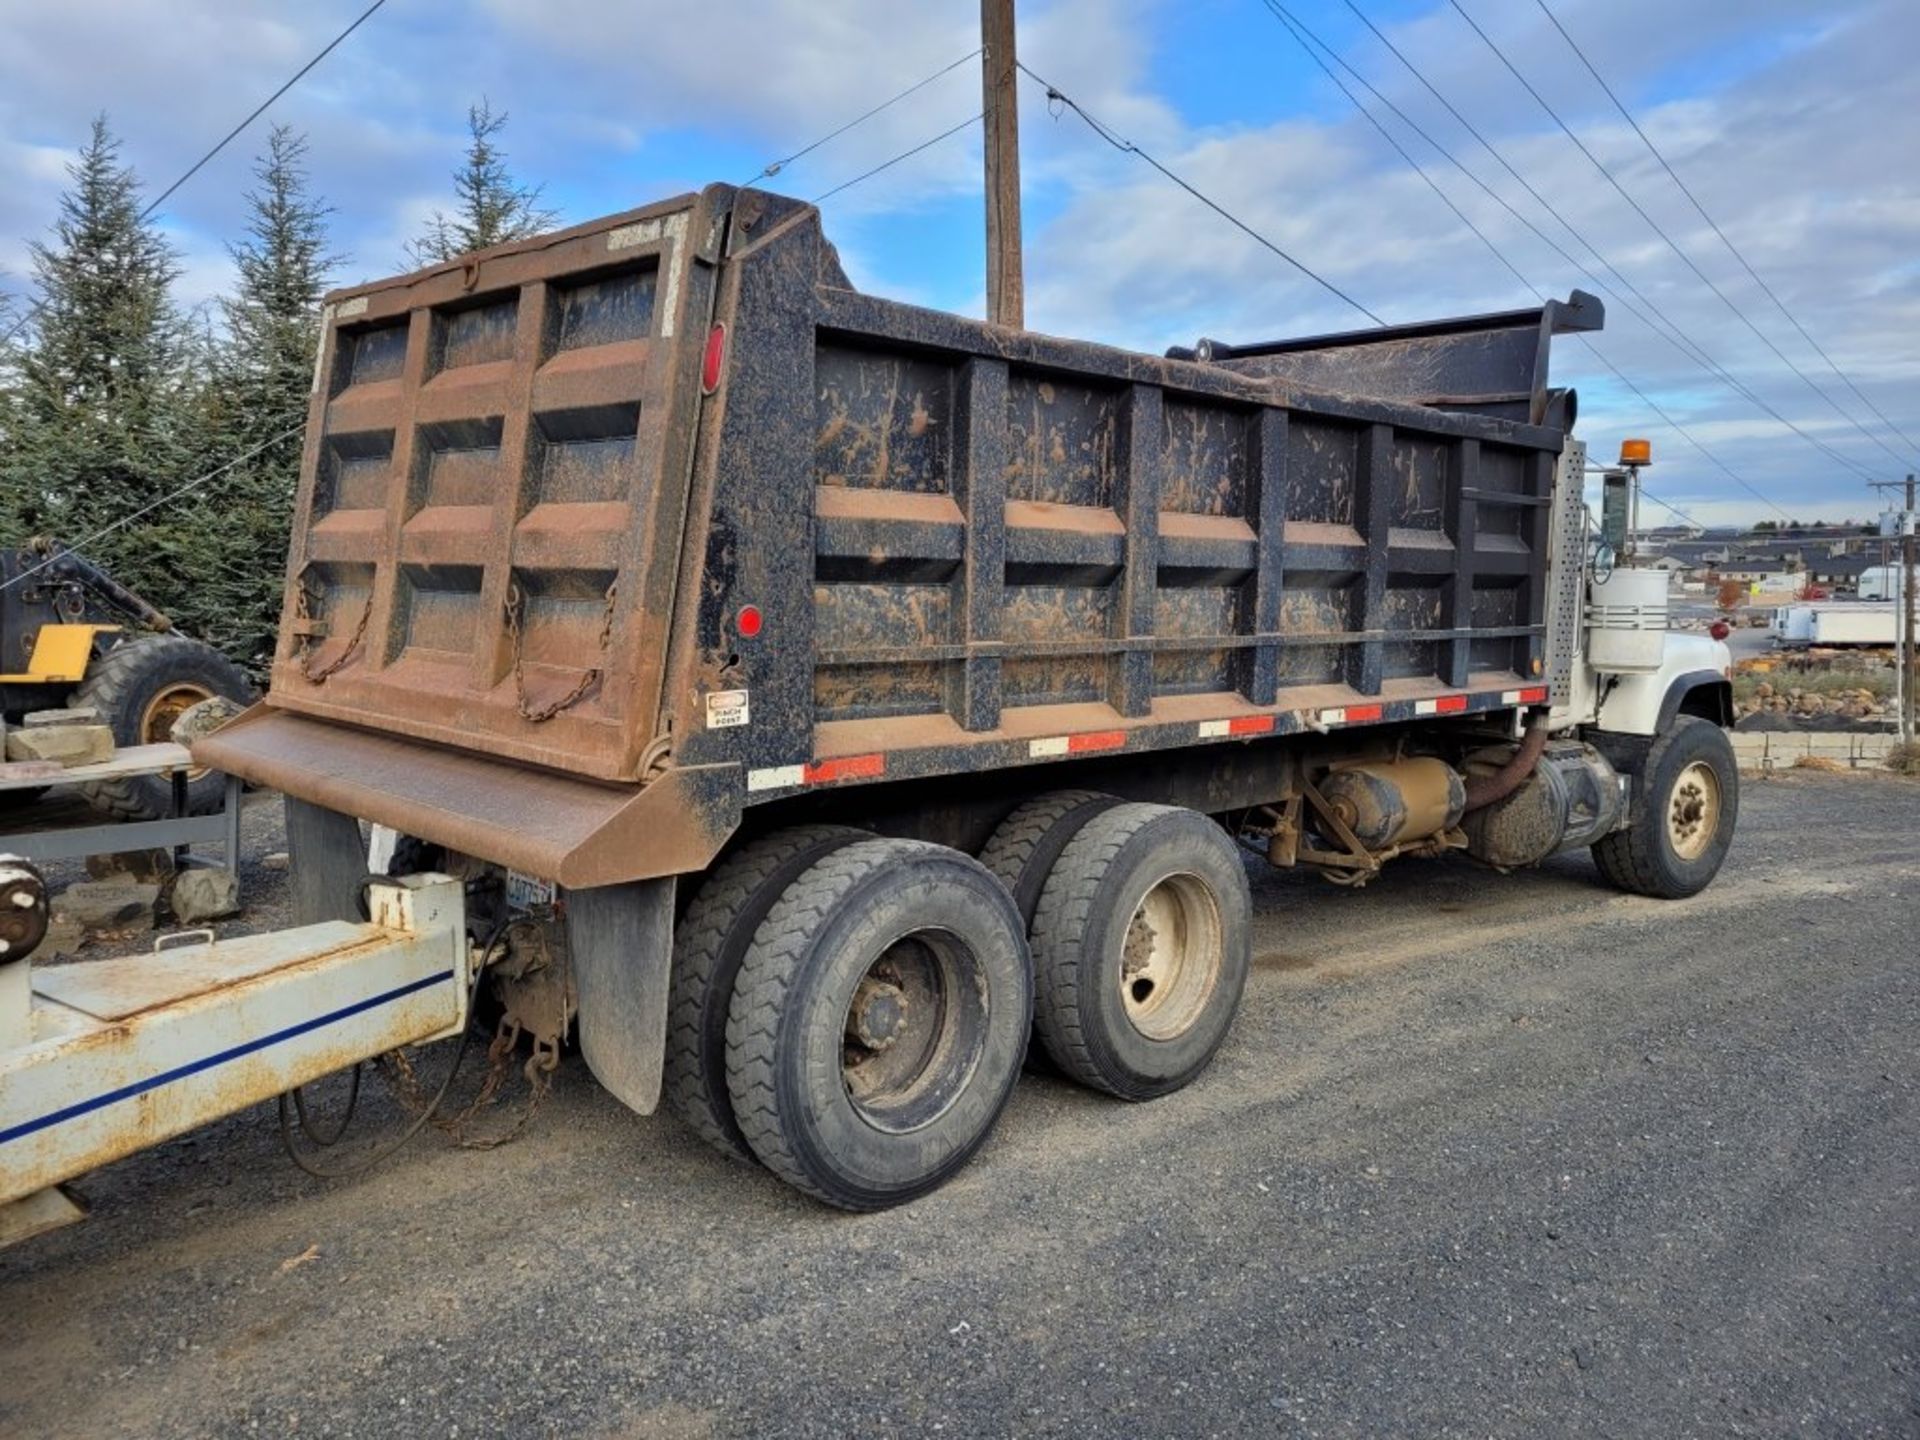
[150,184,1740,1211]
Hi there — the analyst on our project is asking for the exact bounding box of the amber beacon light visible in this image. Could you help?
[1618,437,1652,466]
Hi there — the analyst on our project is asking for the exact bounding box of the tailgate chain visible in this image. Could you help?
[292,575,371,684]
[505,578,618,722]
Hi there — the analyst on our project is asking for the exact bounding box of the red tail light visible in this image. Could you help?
[1709,621,1730,640]
[701,323,727,395]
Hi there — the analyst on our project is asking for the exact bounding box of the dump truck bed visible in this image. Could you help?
[203,183,1597,884]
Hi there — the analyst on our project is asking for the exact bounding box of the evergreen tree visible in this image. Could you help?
[219,125,337,446]
[181,125,341,666]
[409,100,558,265]
[0,117,194,573]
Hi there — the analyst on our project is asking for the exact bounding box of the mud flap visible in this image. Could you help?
[565,878,676,1116]
[285,796,369,924]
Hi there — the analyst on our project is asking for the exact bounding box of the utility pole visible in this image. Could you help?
[1874,473,1918,747]
[981,0,1024,329]
[1904,473,1917,746]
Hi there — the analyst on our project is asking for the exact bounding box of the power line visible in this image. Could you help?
[0,422,308,595]
[742,48,982,189]
[1531,0,1920,465]
[143,0,389,222]
[811,112,984,204]
[1447,0,1894,479]
[1261,0,1794,523]
[1015,61,1384,325]
[1,0,389,349]
[1323,0,1880,489]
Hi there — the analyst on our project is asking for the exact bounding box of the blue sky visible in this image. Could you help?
[2,0,1915,526]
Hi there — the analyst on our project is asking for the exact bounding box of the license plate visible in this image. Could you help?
[506,869,557,912]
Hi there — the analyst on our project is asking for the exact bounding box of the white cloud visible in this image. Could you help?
[0,0,1913,522]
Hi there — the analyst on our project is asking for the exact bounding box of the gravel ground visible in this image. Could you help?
[2,770,1916,1439]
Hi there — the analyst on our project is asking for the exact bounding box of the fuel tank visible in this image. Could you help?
[1319,757,1466,849]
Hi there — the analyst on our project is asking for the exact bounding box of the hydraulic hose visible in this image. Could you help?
[1462,714,1550,813]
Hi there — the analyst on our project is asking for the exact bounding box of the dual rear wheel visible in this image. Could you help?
[663,797,1253,1210]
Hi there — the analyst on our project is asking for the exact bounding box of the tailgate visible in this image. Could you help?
[268,190,727,782]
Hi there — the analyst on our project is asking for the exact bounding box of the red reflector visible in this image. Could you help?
[1435,694,1469,714]
[1344,704,1384,723]
[1709,621,1730,641]
[735,604,763,639]
[803,753,884,784]
[701,323,727,394]
[1067,730,1127,754]
[1228,715,1275,736]
[1520,686,1548,704]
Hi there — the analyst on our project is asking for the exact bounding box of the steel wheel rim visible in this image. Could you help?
[141,681,215,779]
[1667,759,1721,861]
[1119,872,1223,1041]
[840,927,987,1134]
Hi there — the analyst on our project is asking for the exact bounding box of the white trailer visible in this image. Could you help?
[1773,602,1899,648]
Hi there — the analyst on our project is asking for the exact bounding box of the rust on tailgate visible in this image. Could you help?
[196,705,737,887]
[269,193,726,784]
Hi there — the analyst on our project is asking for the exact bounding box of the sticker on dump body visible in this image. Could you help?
[507,870,557,913]
[705,688,749,729]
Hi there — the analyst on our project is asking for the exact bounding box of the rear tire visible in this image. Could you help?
[977,789,1122,1076]
[977,790,1122,928]
[1591,716,1738,899]
[725,839,1032,1211]
[1029,804,1251,1100]
[72,634,251,819]
[664,824,866,1163]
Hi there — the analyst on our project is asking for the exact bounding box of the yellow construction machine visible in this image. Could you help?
[1,538,250,818]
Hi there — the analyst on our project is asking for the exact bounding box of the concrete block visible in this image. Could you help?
[170,868,241,924]
[37,911,86,959]
[22,706,102,729]
[6,725,115,768]
[53,880,159,934]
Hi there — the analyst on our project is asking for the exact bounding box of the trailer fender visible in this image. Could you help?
[566,878,676,1116]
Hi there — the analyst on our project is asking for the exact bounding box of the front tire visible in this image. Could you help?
[1591,716,1738,899]
[725,839,1032,1211]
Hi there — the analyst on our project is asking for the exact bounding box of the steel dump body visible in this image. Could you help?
[202,183,1596,886]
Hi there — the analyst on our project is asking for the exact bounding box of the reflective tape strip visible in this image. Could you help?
[1325,703,1383,726]
[1198,715,1276,739]
[747,754,886,792]
[1415,695,1469,716]
[1029,730,1127,759]
[747,765,805,792]
[804,754,884,784]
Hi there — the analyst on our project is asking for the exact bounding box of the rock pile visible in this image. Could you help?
[1734,682,1893,732]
